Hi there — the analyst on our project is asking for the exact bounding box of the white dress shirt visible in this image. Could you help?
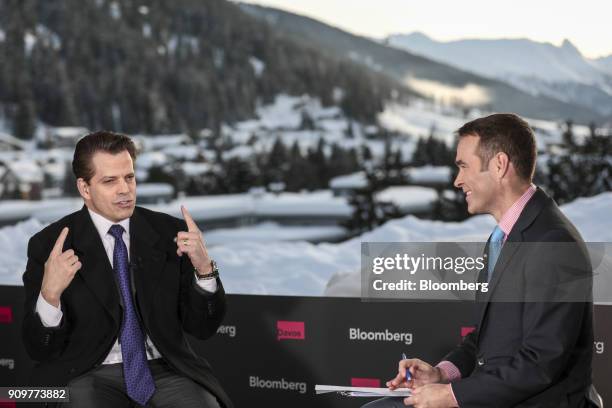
[36,208,217,364]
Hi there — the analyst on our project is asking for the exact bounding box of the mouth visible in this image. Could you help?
[115,199,133,208]
[464,191,472,200]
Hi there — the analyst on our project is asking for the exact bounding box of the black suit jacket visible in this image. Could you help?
[444,188,594,408]
[22,206,233,408]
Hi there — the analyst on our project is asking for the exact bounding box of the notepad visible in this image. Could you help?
[315,385,411,397]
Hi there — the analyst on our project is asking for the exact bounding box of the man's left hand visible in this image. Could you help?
[176,205,212,274]
[403,384,457,408]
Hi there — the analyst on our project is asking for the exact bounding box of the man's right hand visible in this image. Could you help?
[387,358,445,390]
[40,227,81,307]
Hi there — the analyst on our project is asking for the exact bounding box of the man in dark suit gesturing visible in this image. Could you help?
[22,131,232,407]
[364,114,598,408]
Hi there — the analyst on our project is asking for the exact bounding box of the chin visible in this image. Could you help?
[466,202,482,215]
[123,206,136,217]
[112,207,135,221]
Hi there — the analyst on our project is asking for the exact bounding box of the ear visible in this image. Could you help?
[76,178,91,200]
[493,152,510,180]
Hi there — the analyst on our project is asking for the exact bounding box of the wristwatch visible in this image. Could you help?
[195,259,219,281]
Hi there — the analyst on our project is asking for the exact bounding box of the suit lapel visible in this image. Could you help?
[129,208,166,303]
[71,206,121,324]
[475,187,550,335]
[480,242,521,304]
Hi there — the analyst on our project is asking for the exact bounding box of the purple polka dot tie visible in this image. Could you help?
[109,225,156,406]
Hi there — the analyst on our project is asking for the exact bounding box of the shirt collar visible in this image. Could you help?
[498,184,537,237]
[87,207,130,239]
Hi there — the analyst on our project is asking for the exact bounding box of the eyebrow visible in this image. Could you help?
[100,173,135,180]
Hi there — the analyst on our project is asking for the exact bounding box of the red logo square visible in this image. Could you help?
[0,307,13,324]
[276,321,305,340]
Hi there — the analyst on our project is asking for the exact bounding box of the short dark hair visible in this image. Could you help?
[457,113,536,181]
[72,131,137,183]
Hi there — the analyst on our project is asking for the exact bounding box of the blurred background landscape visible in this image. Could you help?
[0,0,610,296]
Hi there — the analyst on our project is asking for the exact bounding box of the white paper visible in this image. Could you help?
[315,385,411,397]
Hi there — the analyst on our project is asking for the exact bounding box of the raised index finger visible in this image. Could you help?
[180,205,199,232]
[51,227,69,257]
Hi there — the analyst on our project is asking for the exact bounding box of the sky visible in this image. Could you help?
[238,0,612,59]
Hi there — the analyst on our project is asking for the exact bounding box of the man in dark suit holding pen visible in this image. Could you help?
[363,114,599,407]
[22,131,232,407]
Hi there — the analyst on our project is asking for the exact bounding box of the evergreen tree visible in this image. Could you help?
[542,125,612,204]
[308,137,328,188]
[147,165,183,197]
[222,157,258,193]
[286,141,317,191]
[410,135,453,166]
[562,120,574,148]
[265,137,288,184]
[328,143,357,179]
[343,166,401,235]
[299,109,315,130]
[345,119,354,139]
[62,161,79,197]
[14,92,36,139]
[361,144,373,162]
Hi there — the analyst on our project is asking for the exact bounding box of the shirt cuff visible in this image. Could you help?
[36,292,63,327]
[194,274,218,293]
[436,360,462,382]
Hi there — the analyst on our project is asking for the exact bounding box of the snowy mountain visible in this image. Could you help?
[594,54,612,76]
[240,3,604,124]
[387,32,612,116]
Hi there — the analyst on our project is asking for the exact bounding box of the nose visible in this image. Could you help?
[117,178,130,194]
[454,170,463,189]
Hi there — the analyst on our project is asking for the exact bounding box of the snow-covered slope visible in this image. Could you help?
[2,192,610,298]
[325,192,612,298]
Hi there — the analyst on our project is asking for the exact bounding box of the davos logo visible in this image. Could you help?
[461,326,476,338]
[0,358,15,370]
[216,325,236,338]
[351,378,381,388]
[277,321,305,341]
[349,328,413,345]
[0,306,13,324]
[249,376,307,394]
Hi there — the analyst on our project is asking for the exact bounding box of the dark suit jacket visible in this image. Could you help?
[22,205,233,408]
[444,188,594,408]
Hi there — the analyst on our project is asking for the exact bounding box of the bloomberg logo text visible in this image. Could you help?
[349,328,413,345]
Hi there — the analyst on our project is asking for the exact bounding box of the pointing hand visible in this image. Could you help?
[41,227,81,307]
[176,206,212,274]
